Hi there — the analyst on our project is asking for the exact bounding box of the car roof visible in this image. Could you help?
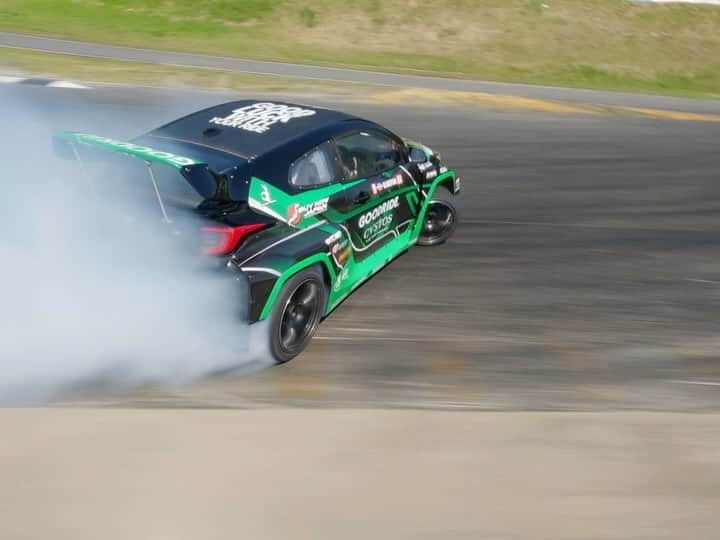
[141,100,359,161]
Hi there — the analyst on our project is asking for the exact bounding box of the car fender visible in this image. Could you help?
[411,169,458,242]
[256,253,338,321]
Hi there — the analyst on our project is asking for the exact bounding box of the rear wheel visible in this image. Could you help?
[268,266,327,364]
[417,187,458,246]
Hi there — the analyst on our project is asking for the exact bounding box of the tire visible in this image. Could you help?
[417,187,458,246]
[267,265,327,364]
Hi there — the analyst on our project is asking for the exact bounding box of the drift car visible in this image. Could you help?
[55,101,459,363]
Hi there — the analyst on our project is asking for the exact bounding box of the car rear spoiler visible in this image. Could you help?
[54,131,205,169]
[54,131,225,222]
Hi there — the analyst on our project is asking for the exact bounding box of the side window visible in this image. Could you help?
[335,131,403,181]
[289,141,339,189]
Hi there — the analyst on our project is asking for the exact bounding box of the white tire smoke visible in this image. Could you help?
[0,93,272,404]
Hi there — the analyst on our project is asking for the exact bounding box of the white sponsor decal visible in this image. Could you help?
[419,161,439,180]
[363,215,393,241]
[370,173,404,195]
[334,267,350,291]
[260,183,275,205]
[299,198,329,218]
[287,197,329,226]
[331,238,349,255]
[249,197,287,223]
[209,102,316,134]
[358,196,400,228]
[324,230,342,246]
[418,162,433,172]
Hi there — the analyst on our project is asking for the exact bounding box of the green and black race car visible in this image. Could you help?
[55,101,459,363]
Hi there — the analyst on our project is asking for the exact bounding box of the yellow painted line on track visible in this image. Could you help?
[368,88,720,123]
[618,106,720,123]
[368,88,596,115]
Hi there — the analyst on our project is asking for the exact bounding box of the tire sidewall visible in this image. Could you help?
[417,187,458,246]
[268,265,327,364]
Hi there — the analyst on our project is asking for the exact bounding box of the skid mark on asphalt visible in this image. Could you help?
[465,219,715,233]
[669,380,720,387]
[314,335,546,345]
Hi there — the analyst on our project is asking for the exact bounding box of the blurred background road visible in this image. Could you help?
[3,30,720,113]
[3,0,720,98]
[2,409,720,540]
[2,82,717,411]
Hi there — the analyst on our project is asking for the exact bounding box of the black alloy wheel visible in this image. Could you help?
[417,188,458,246]
[268,266,327,363]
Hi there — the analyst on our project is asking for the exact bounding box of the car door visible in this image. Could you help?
[334,129,420,262]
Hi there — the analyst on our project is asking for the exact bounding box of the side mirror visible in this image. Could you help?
[409,147,428,164]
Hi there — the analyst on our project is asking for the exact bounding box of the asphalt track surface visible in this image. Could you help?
[3,83,719,411]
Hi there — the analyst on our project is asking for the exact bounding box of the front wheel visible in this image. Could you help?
[267,266,327,364]
[417,188,458,246]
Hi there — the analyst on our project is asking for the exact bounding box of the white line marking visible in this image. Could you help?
[685,278,720,285]
[314,336,422,343]
[47,80,91,89]
[669,380,720,387]
[0,75,23,83]
[240,267,281,277]
[236,219,326,266]
[314,335,546,345]
[332,327,384,333]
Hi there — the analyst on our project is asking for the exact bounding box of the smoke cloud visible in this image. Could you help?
[0,91,272,404]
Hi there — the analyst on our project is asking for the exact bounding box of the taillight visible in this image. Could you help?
[200,223,266,255]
